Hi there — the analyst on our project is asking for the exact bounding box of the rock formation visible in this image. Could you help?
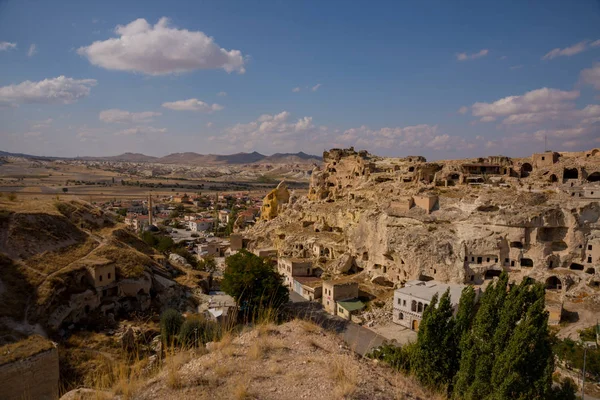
[247,147,600,300]
[260,181,290,221]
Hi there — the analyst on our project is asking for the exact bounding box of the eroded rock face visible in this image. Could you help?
[248,148,600,298]
[260,181,290,221]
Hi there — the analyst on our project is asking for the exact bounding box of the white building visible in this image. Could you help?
[189,218,214,232]
[393,280,472,331]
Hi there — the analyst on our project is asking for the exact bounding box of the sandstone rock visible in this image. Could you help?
[169,253,191,267]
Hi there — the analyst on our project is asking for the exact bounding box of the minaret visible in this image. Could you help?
[148,192,153,226]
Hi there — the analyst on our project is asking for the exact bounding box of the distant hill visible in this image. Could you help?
[103,152,159,163]
[0,149,322,165]
[155,151,321,165]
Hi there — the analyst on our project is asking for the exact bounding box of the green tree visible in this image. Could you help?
[491,293,554,399]
[198,255,217,272]
[160,309,183,345]
[411,289,456,390]
[221,250,288,320]
[156,236,174,252]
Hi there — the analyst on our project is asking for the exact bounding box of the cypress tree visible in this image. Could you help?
[411,289,456,390]
[491,284,553,399]
[449,286,476,388]
[453,273,509,399]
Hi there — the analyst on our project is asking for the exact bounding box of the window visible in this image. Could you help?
[486,258,490,263]
[398,298,401,305]
[470,275,474,281]
[541,156,545,161]
[338,306,344,314]
[505,258,509,264]
[403,300,406,306]
[399,312,404,320]
[588,245,593,251]
[588,257,592,263]
[417,302,423,313]
[411,300,417,312]
[99,275,103,282]
[108,273,111,279]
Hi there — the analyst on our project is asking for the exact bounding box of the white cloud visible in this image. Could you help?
[99,109,161,123]
[592,39,600,48]
[581,63,600,90]
[27,44,37,57]
[543,40,593,60]
[32,118,53,129]
[456,49,489,61]
[0,76,97,106]
[311,83,322,92]
[0,42,16,51]
[470,87,579,122]
[114,126,167,136]
[292,87,301,93]
[77,17,246,75]
[206,122,214,128]
[214,111,473,153]
[217,91,227,97]
[466,85,600,152]
[162,98,224,112]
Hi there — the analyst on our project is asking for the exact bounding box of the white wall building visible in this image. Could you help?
[393,280,472,331]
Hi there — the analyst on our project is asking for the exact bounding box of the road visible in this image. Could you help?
[287,291,386,356]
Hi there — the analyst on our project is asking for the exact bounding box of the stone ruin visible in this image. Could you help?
[250,147,600,300]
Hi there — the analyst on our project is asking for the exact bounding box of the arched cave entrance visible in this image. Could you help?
[587,172,600,182]
[569,263,584,271]
[549,174,558,183]
[545,276,562,290]
[520,258,533,267]
[586,267,596,275]
[484,269,502,279]
[564,168,578,180]
[521,163,533,178]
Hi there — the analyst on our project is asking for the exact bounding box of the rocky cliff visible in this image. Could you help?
[248,147,600,300]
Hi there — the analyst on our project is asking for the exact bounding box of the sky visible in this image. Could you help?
[0,0,599,160]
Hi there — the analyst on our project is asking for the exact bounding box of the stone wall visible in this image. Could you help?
[0,347,59,400]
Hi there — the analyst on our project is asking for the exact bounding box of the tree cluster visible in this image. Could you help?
[221,250,288,321]
[369,273,576,399]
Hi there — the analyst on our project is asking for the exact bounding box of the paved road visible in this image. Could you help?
[286,291,385,356]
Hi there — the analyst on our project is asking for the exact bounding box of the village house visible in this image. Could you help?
[322,280,363,319]
[218,209,231,224]
[393,280,469,331]
[292,276,323,301]
[189,218,214,232]
[277,257,313,287]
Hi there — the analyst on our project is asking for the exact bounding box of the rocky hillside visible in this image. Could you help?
[0,198,187,344]
[62,320,439,400]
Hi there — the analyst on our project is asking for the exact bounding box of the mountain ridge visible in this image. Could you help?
[0,150,322,165]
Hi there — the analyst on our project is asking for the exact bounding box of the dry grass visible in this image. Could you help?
[0,335,54,365]
[25,238,98,275]
[231,377,253,400]
[329,355,358,399]
[296,318,322,334]
[0,197,62,215]
[93,245,149,278]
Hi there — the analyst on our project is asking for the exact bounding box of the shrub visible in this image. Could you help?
[179,317,221,347]
[160,309,183,345]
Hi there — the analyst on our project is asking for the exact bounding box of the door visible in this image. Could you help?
[412,319,420,331]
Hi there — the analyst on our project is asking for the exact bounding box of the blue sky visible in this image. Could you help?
[0,0,599,159]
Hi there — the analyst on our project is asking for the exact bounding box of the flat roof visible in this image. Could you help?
[395,280,466,304]
[294,276,323,288]
[280,257,312,264]
[337,299,365,312]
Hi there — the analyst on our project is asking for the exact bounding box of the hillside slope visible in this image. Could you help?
[112,320,439,400]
